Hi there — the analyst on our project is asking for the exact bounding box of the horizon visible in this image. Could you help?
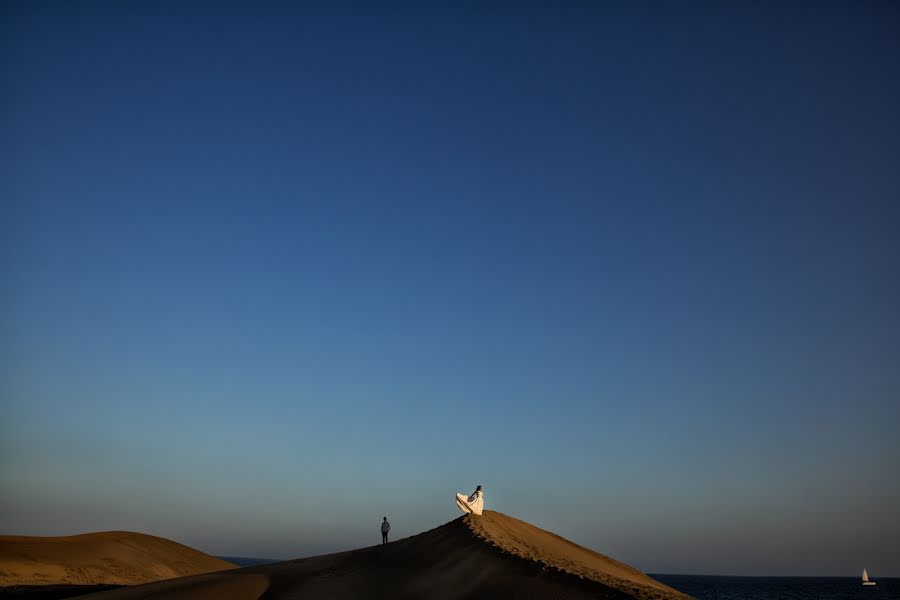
[10,518,899,580]
[5,509,898,579]
[2,0,899,580]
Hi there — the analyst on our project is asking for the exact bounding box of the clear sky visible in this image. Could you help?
[2,1,898,577]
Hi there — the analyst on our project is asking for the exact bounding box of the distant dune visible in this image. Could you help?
[78,511,694,599]
[0,531,236,587]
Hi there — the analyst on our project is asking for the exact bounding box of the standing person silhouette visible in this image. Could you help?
[381,516,390,544]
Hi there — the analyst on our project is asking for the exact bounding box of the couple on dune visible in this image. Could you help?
[455,485,484,516]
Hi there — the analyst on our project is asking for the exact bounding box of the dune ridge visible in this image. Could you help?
[74,511,693,599]
[465,511,690,598]
[0,531,236,587]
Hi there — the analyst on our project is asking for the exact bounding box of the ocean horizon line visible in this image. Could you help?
[215,555,897,579]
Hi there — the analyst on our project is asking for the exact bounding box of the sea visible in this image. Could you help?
[218,556,282,567]
[653,575,900,600]
[218,559,900,599]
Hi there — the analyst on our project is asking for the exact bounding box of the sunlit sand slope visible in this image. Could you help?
[468,511,689,598]
[79,511,693,599]
[0,531,236,586]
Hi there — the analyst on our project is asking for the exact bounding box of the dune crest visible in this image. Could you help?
[466,511,690,598]
[76,512,692,599]
[0,531,236,586]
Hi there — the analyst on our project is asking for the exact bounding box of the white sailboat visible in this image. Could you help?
[862,568,876,586]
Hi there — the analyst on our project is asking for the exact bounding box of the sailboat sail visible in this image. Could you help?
[863,568,869,582]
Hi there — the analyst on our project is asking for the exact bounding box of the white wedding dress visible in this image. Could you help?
[455,489,484,515]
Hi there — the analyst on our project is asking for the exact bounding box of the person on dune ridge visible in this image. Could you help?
[455,485,484,515]
[381,516,390,544]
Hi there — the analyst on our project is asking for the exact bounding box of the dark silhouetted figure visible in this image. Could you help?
[381,517,390,544]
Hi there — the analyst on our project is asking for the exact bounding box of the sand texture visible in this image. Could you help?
[76,511,693,599]
[0,531,236,586]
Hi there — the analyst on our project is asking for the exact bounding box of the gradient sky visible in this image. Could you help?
[2,1,899,577]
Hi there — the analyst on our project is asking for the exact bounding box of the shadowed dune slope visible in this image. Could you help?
[80,511,693,600]
[0,531,236,586]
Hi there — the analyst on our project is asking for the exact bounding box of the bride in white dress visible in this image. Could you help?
[455,485,484,515]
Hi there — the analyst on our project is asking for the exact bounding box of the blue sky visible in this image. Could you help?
[2,1,899,576]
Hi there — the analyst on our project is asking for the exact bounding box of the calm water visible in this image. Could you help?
[217,560,900,599]
[217,556,282,567]
[653,575,900,600]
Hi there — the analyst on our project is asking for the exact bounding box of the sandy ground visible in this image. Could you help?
[0,584,121,599]
[0,531,236,586]
[73,511,694,599]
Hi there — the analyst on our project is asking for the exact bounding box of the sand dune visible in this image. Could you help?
[0,531,236,587]
[77,511,693,599]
